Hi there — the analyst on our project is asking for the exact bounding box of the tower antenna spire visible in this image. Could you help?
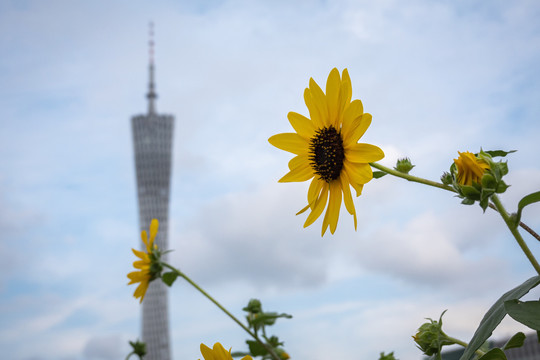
[147,21,157,114]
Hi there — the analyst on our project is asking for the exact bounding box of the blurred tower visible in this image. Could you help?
[131,23,174,360]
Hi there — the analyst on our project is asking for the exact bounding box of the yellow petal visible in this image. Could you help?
[149,219,159,241]
[339,171,357,230]
[279,162,314,182]
[304,88,324,128]
[324,180,342,235]
[309,78,329,126]
[288,112,315,139]
[344,113,372,145]
[140,230,148,246]
[325,68,341,128]
[132,248,150,261]
[213,343,231,359]
[133,260,150,269]
[307,177,324,207]
[351,182,364,197]
[304,182,329,228]
[345,143,385,163]
[343,160,373,185]
[340,69,352,109]
[341,100,363,139]
[200,344,215,360]
[268,133,309,155]
[296,203,311,215]
[134,281,149,303]
[288,154,309,170]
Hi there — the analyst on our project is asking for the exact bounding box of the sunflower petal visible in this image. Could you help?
[326,68,341,128]
[288,154,309,170]
[326,180,342,235]
[279,162,314,182]
[304,88,324,128]
[341,100,363,139]
[339,171,357,230]
[346,143,385,163]
[132,248,150,261]
[288,112,315,139]
[200,344,215,360]
[268,133,309,155]
[345,113,372,145]
[296,203,311,215]
[309,78,329,126]
[340,69,352,108]
[149,219,159,241]
[350,182,364,197]
[304,182,329,228]
[307,178,324,208]
[344,160,373,185]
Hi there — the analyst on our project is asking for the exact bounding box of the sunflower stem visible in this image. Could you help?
[161,263,282,360]
[370,162,455,193]
[444,334,485,357]
[490,195,540,275]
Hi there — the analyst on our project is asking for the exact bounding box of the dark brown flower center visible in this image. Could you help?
[309,126,344,182]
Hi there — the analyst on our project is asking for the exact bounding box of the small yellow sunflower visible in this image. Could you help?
[199,342,252,360]
[453,151,490,186]
[269,68,384,236]
[127,219,160,303]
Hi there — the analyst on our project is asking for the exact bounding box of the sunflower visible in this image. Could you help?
[199,342,252,360]
[453,151,490,186]
[269,68,384,236]
[127,219,160,303]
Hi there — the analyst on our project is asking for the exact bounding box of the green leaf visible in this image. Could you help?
[505,300,540,331]
[483,150,516,158]
[373,171,387,179]
[502,332,525,350]
[513,191,540,228]
[459,276,540,360]
[246,340,267,357]
[478,348,507,360]
[161,271,178,287]
[250,312,293,328]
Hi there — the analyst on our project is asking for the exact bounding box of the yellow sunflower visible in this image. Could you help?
[127,219,160,303]
[269,68,384,236]
[454,151,490,186]
[199,342,252,360]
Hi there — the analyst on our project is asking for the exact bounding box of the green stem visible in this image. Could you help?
[446,335,485,357]
[491,195,540,275]
[370,162,455,193]
[162,263,282,360]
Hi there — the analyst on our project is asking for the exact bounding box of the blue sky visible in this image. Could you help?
[1,0,540,359]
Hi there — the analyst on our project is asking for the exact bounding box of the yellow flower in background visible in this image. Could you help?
[454,151,490,186]
[199,342,252,360]
[127,219,160,303]
[269,68,384,236]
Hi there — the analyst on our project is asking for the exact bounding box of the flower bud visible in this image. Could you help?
[413,311,455,357]
[394,157,415,174]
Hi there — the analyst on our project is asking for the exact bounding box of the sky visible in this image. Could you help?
[1,0,540,359]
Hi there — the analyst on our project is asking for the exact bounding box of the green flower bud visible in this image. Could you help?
[440,171,453,185]
[128,340,147,360]
[449,149,513,210]
[394,157,415,174]
[378,351,398,360]
[413,311,456,357]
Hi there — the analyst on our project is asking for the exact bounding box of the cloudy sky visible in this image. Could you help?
[1,0,540,359]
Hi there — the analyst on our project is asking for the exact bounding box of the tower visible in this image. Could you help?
[131,23,174,360]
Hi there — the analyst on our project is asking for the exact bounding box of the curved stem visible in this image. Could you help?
[162,263,282,360]
[370,162,455,193]
[491,195,540,275]
[445,335,485,357]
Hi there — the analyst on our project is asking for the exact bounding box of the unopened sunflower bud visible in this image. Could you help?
[413,311,456,357]
[394,157,415,174]
[440,171,452,185]
[128,339,147,359]
[378,351,398,360]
